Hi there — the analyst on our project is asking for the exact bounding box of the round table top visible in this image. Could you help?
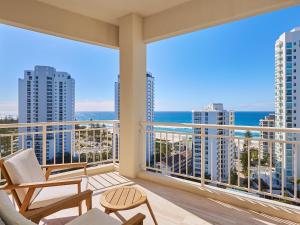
[100,186,147,211]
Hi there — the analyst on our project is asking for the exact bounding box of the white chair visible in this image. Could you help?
[0,190,145,225]
[0,149,92,223]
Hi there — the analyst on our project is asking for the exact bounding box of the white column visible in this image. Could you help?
[119,14,146,178]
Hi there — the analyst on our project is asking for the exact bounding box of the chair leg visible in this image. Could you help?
[145,200,158,225]
[31,216,42,224]
[86,194,92,211]
[78,201,82,215]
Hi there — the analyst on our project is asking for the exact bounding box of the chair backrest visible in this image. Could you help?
[0,190,35,225]
[1,149,45,206]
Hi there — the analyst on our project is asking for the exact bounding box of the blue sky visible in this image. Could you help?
[1,5,300,114]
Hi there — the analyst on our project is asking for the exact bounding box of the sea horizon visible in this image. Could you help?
[1,110,274,127]
[75,111,274,127]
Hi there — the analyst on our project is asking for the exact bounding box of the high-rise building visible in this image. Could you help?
[275,27,300,189]
[114,73,154,161]
[192,103,234,181]
[259,114,275,163]
[19,66,75,163]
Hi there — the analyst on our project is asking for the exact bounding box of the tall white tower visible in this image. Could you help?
[275,27,300,190]
[192,103,234,181]
[115,73,154,162]
[19,66,75,163]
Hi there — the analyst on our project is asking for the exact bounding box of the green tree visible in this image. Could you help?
[230,168,238,185]
[243,130,252,149]
[261,153,270,166]
[240,151,248,175]
[241,131,252,176]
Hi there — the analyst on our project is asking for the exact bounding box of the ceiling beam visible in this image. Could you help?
[144,0,300,43]
[0,0,119,49]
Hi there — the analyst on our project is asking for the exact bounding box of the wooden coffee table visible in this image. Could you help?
[101,186,158,225]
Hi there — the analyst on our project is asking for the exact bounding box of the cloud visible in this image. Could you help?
[76,100,114,111]
[0,101,18,116]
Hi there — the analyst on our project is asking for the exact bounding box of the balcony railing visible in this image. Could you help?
[0,120,120,170]
[143,122,300,204]
[1,120,300,205]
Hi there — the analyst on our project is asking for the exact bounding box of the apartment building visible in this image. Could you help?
[115,73,154,162]
[275,27,300,189]
[259,114,275,164]
[18,66,75,163]
[192,103,234,181]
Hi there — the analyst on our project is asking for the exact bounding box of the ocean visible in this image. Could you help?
[75,111,273,126]
[75,111,273,138]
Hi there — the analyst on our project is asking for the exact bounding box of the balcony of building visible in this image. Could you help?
[2,0,300,224]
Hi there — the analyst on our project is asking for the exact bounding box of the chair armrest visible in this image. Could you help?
[41,163,87,179]
[41,162,87,170]
[123,213,146,225]
[2,178,82,190]
[23,190,93,223]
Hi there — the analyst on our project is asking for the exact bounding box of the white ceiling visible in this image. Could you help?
[35,0,192,25]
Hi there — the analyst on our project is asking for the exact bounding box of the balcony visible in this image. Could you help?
[1,121,300,224]
[2,0,300,224]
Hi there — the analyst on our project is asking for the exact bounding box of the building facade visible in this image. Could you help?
[192,103,234,181]
[275,27,300,189]
[114,73,154,162]
[19,66,75,163]
[259,114,275,164]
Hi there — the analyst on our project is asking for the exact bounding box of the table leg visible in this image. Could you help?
[105,208,111,214]
[114,211,127,223]
[145,200,158,225]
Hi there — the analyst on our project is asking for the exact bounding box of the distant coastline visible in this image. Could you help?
[1,111,274,127]
[75,111,274,127]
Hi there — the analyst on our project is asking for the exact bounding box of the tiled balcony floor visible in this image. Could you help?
[39,172,297,225]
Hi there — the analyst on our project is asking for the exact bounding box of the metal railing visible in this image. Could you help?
[0,120,120,168]
[142,122,300,204]
[2,119,300,204]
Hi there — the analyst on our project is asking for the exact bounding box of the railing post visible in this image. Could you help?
[139,122,146,171]
[201,127,205,187]
[112,122,116,166]
[42,125,47,165]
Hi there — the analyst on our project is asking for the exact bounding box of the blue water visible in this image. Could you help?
[76,111,273,127]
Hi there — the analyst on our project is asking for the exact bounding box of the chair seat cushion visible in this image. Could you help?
[0,191,35,225]
[66,208,122,225]
[0,218,5,225]
[29,176,88,209]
